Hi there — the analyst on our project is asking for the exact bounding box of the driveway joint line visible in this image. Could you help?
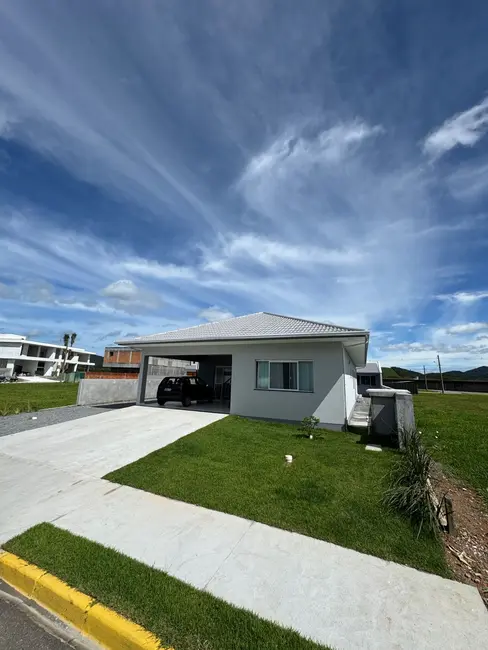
[202,520,255,591]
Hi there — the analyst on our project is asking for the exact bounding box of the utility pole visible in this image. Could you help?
[423,365,428,391]
[437,354,445,394]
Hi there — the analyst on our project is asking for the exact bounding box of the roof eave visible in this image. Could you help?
[116,331,369,347]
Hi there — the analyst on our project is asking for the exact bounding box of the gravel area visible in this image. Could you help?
[0,405,120,438]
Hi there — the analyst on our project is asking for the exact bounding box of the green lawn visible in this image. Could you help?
[5,523,330,650]
[414,392,488,503]
[106,415,447,576]
[0,382,78,415]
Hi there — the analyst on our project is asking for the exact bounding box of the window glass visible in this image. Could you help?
[256,361,313,391]
[270,362,298,390]
[256,361,269,389]
[298,361,313,392]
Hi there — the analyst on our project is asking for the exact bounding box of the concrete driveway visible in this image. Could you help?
[0,406,226,543]
[2,405,488,650]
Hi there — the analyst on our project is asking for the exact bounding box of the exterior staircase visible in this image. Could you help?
[348,396,371,433]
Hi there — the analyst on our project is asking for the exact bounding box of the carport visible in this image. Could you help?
[136,348,233,412]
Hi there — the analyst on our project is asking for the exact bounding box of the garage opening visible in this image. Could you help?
[142,354,232,414]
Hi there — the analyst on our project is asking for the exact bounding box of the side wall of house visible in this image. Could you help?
[231,341,346,428]
[342,347,358,420]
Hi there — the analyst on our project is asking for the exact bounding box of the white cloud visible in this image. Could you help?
[124,259,195,280]
[199,306,234,321]
[391,322,417,328]
[0,3,223,231]
[100,280,163,313]
[0,104,16,137]
[446,322,488,335]
[209,233,363,270]
[0,3,481,351]
[423,96,488,159]
[447,161,488,201]
[231,122,444,329]
[436,290,488,304]
[243,121,383,183]
[101,280,140,301]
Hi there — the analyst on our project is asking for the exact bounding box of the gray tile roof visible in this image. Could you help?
[117,312,367,346]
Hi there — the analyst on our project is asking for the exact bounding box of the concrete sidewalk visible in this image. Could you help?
[53,485,488,650]
[1,406,488,650]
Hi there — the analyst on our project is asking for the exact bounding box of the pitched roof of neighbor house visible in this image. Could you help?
[117,312,368,346]
[357,361,382,374]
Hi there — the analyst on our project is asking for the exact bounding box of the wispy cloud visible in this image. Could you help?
[0,1,486,360]
[423,96,488,159]
[199,307,234,322]
[446,161,488,201]
[436,290,488,304]
[445,322,488,335]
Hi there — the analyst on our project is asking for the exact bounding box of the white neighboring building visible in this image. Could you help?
[356,361,383,395]
[0,334,97,378]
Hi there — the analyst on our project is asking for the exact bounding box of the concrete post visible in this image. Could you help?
[136,354,149,405]
[394,390,416,450]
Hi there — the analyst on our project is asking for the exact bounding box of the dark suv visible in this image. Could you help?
[157,376,214,407]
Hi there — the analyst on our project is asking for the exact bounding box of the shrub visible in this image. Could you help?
[382,430,439,537]
[300,415,321,438]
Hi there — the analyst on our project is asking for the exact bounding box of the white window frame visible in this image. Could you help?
[255,360,314,393]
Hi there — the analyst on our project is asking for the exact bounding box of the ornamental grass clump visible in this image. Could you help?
[383,429,439,538]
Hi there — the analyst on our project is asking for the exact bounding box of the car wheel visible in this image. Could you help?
[182,396,191,407]
[157,400,166,406]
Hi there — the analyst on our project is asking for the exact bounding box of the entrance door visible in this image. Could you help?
[214,366,232,400]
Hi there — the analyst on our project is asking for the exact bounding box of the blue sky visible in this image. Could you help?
[1,0,488,370]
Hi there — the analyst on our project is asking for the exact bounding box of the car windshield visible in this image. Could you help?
[161,377,186,387]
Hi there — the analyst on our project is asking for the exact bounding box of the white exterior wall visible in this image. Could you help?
[140,340,347,428]
[0,342,22,359]
[231,341,346,427]
[342,347,358,420]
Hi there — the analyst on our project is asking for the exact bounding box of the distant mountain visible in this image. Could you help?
[382,365,488,380]
[391,366,420,379]
[382,367,401,379]
[463,366,488,379]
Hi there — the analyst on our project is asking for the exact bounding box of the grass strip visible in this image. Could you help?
[5,523,331,650]
[105,415,448,576]
[414,393,488,503]
[0,383,78,415]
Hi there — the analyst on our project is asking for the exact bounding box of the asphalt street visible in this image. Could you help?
[0,581,99,650]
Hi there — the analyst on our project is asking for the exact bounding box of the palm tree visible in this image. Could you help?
[70,332,77,348]
[60,332,71,376]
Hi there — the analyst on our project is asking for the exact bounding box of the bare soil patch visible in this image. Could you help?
[434,469,488,607]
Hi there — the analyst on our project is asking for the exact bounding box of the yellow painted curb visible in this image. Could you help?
[33,572,94,630]
[0,551,166,650]
[0,551,45,597]
[86,603,162,650]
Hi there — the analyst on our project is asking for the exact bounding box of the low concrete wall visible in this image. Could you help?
[77,377,162,406]
[368,389,416,447]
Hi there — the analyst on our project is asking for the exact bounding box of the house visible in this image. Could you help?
[103,346,193,376]
[104,346,141,373]
[117,312,369,430]
[356,361,383,395]
[0,333,99,377]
